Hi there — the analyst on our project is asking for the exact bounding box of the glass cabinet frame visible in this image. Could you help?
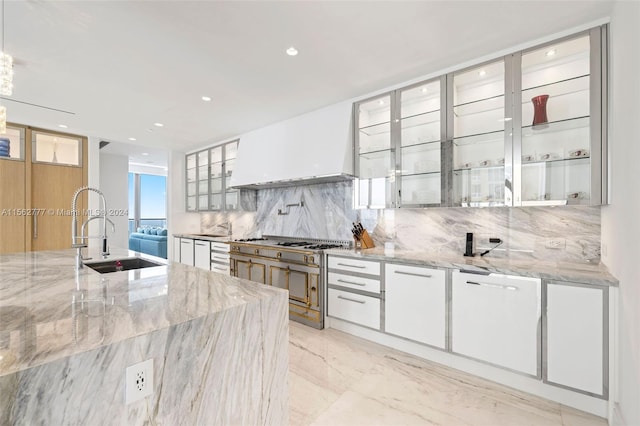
[353,25,607,209]
[185,139,252,212]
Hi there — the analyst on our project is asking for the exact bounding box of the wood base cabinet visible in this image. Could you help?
[385,263,446,349]
[545,282,607,397]
[452,271,541,376]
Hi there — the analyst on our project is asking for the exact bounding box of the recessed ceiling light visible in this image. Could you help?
[286,47,298,56]
[128,137,137,141]
[478,69,487,77]
[546,49,557,57]
[154,122,164,127]
[142,152,149,156]
[378,100,385,106]
[58,124,68,129]
[421,87,428,93]
[201,96,212,102]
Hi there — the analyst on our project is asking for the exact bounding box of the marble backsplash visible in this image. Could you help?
[201,181,601,263]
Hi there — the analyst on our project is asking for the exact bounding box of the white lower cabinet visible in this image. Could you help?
[179,238,194,266]
[194,240,211,270]
[385,263,446,349]
[328,288,380,330]
[546,282,605,396]
[452,271,541,376]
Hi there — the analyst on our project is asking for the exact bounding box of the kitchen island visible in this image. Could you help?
[0,248,288,425]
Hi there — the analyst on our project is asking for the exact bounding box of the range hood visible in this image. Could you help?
[230,101,354,189]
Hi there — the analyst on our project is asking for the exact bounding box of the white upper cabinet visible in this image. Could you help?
[230,101,354,188]
[354,25,607,209]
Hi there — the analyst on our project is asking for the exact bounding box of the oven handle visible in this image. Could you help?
[337,295,366,304]
[337,279,366,287]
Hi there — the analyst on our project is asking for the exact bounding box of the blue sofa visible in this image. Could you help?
[128,227,168,259]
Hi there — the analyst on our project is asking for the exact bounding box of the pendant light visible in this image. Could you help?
[0,0,13,96]
[0,0,12,134]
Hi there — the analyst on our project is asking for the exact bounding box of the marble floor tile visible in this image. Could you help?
[289,322,608,426]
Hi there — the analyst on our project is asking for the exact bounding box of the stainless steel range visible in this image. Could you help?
[229,236,350,329]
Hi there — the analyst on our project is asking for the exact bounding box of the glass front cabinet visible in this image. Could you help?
[354,26,606,208]
[185,139,255,212]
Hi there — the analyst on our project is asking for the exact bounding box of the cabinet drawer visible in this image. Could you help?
[211,263,230,274]
[211,242,230,252]
[211,253,230,263]
[328,288,380,330]
[386,263,445,285]
[328,272,380,294]
[328,256,380,276]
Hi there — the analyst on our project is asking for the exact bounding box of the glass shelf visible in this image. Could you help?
[360,148,393,160]
[522,74,589,95]
[522,115,589,136]
[359,121,391,137]
[402,170,441,178]
[521,156,590,167]
[453,130,504,147]
[453,96,504,119]
[453,164,504,173]
[400,111,440,147]
[401,80,440,118]
[453,94,504,111]
[358,96,391,128]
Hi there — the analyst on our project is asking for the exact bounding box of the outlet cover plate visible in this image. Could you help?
[125,358,153,404]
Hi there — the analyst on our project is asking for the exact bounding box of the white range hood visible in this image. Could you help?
[230,101,354,189]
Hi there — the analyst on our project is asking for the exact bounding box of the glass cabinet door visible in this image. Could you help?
[186,153,197,211]
[519,34,592,205]
[197,150,209,210]
[0,126,25,161]
[224,140,238,210]
[355,94,394,208]
[209,146,223,210]
[398,79,442,206]
[452,60,506,207]
[32,131,82,167]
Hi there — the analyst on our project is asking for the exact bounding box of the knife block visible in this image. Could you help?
[355,229,375,249]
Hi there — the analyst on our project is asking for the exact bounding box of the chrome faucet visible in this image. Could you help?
[71,186,111,270]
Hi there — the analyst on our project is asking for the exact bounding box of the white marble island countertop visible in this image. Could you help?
[325,247,618,286]
[0,247,286,377]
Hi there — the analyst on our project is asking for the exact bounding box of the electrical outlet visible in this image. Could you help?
[545,238,566,249]
[125,358,153,404]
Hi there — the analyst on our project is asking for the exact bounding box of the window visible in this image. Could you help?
[128,172,166,234]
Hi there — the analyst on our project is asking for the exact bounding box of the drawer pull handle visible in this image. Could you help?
[394,270,432,278]
[466,281,518,291]
[181,241,191,244]
[212,255,228,260]
[337,295,366,304]
[195,242,208,246]
[337,279,366,287]
[337,263,366,269]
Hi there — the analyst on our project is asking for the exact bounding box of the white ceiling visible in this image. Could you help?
[3,1,613,156]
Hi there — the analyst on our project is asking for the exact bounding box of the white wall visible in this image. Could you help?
[601,2,640,425]
[166,150,200,260]
[99,153,129,249]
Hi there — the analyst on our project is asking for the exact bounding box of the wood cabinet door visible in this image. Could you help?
[0,159,26,253]
[31,162,86,251]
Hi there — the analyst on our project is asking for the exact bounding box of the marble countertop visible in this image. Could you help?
[0,247,286,377]
[173,233,231,242]
[325,247,618,286]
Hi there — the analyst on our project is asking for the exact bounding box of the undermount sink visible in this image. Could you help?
[85,257,165,274]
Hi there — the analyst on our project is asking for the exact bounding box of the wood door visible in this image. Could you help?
[0,159,26,253]
[31,163,86,251]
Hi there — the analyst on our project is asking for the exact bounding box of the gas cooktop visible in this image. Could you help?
[232,237,349,251]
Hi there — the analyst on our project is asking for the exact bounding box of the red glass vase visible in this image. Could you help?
[531,94,549,126]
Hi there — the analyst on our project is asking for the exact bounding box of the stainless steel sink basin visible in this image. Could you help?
[85,257,165,274]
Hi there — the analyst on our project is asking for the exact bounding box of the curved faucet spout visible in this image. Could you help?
[71,187,112,269]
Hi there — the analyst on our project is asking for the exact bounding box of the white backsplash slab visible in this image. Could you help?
[201,182,601,262]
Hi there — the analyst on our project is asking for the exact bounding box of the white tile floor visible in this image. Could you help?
[289,321,607,426]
